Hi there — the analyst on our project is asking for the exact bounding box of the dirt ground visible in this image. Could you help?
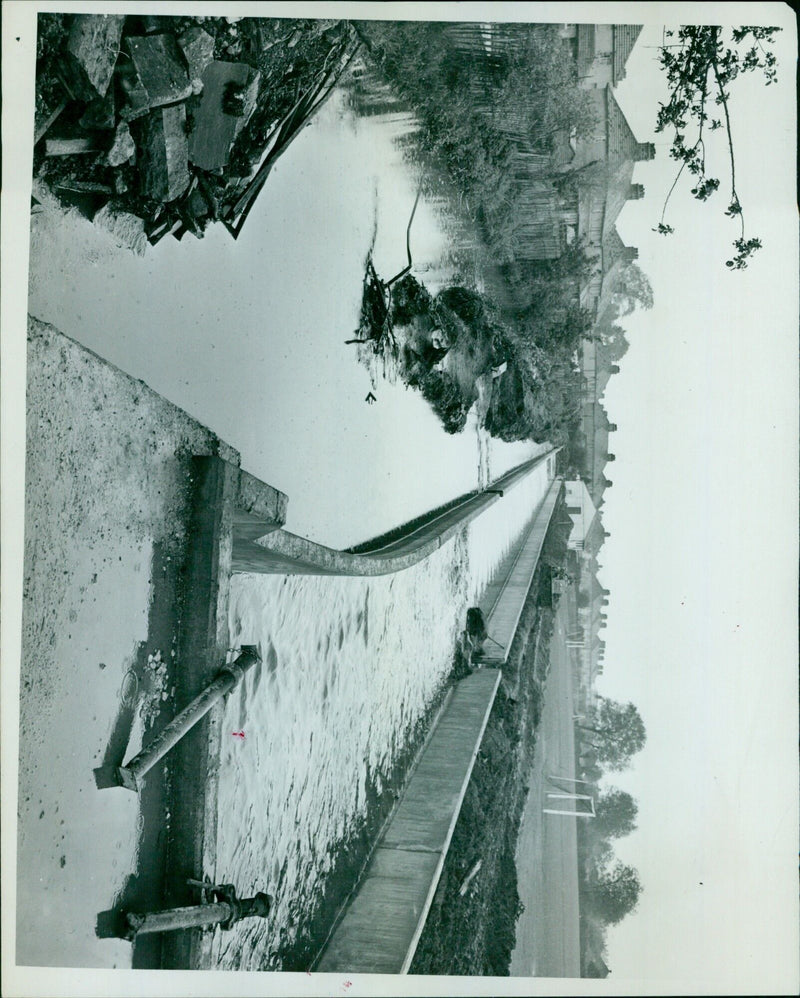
[15,317,236,968]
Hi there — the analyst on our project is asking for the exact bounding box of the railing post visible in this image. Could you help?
[116,646,259,791]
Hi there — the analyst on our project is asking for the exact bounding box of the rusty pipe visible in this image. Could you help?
[116,646,259,791]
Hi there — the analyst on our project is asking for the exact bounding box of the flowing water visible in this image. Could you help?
[27,72,553,970]
[211,459,553,970]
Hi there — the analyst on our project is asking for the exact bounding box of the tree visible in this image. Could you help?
[654,25,782,269]
[594,787,638,839]
[610,263,654,316]
[586,861,643,925]
[578,697,646,772]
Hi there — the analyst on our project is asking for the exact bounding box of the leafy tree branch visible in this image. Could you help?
[654,25,781,269]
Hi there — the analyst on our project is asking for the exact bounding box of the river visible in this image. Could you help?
[27,77,552,972]
[28,83,539,549]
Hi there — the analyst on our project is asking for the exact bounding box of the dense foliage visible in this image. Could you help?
[355,21,595,262]
[583,861,643,925]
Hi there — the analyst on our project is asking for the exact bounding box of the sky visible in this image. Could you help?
[1,3,798,997]
[592,13,798,992]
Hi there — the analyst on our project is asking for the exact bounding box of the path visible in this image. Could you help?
[510,597,581,978]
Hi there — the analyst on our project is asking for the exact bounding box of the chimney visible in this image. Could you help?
[623,246,639,264]
[610,364,620,374]
[635,141,656,161]
[628,182,645,200]
[608,422,618,432]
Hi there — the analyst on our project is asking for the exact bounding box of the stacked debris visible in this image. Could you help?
[33,13,361,249]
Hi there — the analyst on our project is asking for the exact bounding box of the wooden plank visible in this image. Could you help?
[479,478,563,664]
[316,670,501,974]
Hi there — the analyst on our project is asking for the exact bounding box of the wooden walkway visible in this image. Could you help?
[315,669,502,974]
[478,477,563,665]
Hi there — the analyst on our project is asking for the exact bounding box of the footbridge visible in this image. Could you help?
[315,669,502,974]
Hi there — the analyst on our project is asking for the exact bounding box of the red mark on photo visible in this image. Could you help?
[232,730,245,740]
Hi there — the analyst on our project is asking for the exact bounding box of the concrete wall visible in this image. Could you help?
[231,450,557,577]
[315,669,502,975]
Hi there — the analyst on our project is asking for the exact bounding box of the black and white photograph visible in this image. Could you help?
[1,3,797,995]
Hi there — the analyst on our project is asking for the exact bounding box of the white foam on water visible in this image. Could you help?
[211,461,552,969]
[466,459,552,601]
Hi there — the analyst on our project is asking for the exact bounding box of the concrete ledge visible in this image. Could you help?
[232,450,558,577]
[478,477,563,666]
[160,455,238,970]
[159,456,286,969]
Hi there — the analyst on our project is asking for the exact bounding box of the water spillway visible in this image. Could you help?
[231,450,557,576]
[206,454,556,970]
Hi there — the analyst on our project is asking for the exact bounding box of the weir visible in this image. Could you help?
[230,448,557,576]
[161,447,557,968]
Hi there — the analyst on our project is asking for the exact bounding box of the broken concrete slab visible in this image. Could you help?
[137,104,191,202]
[121,34,193,121]
[107,121,136,167]
[178,26,216,84]
[79,88,116,131]
[45,135,104,156]
[62,14,125,102]
[188,61,260,171]
[191,188,210,214]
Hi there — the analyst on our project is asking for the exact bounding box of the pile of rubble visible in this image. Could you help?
[34,13,358,250]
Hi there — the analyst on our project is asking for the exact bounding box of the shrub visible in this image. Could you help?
[419,370,470,433]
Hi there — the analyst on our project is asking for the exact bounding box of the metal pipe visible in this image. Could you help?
[125,889,272,939]
[543,808,596,818]
[116,646,259,791]
[127,901,234,937]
